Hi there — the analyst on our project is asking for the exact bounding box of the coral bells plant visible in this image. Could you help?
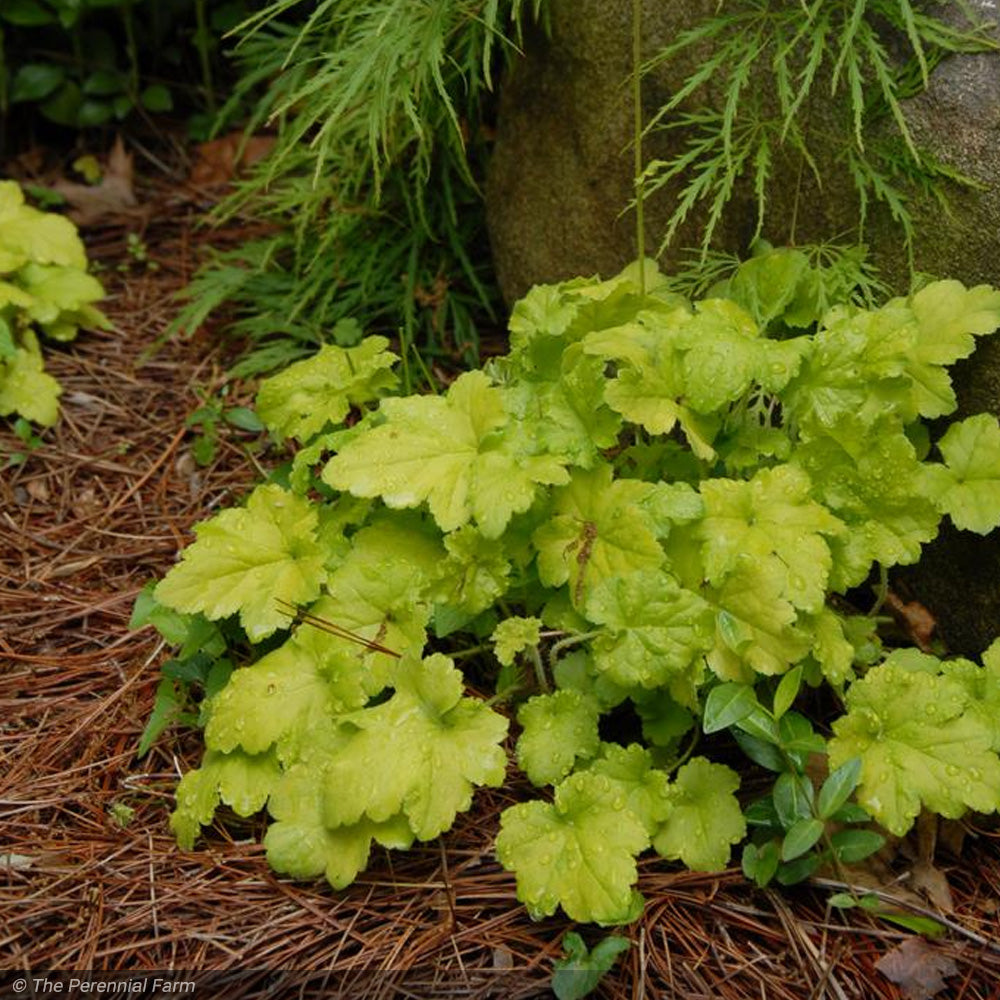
[0,181,107,427]
[144,245,1000,924]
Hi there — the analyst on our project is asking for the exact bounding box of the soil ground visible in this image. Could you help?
[2,159,1000,1000]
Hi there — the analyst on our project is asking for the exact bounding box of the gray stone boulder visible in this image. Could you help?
[487,0,1000,302]
[486,0,1000,655]
[487,0,716,303]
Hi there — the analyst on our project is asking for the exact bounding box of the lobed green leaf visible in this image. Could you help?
[256,337,399,443]
[516,689,601,787]
[935,414,1000,534]
[829,661,1000,835]
[320,654,508,840]
[652,757,746,872]
[324,370,569,538]
[496,770,650,924]
[155,484,328,641]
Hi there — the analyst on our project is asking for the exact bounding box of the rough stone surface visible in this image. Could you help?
[895,2,1000,289]
[486,0,1000,655]
[487,0,1000,301]
[895,339,1000,658]
[895,522,1000,658]
[487,0,717,302]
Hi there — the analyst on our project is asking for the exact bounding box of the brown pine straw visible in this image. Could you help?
[2,185,999,999]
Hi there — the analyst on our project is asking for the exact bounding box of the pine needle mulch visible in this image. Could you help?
[2,181,1000,1000]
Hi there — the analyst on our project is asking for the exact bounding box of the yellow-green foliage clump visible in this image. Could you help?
[0,181,108,426]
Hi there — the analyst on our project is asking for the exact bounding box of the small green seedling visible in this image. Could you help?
[552,932,630,1000]
[5,417,45,467]
[185,387,265,466]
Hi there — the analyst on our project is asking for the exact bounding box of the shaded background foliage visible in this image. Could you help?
[173,0,543,378]
[0,0,259,140]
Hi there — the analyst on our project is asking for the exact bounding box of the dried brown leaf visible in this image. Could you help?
[937,819,967,858]
[885,591,936,652]
[909,814,954,913]
[188,132,275,187]
[492,946,514,970]
[26,478,51,503]
[910,859,955,914]
[875,937,959,1000]
[53,136,139,225]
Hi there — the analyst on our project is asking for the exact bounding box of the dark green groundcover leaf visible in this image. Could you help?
[552,932,630,1000]
[10,63,66,103]
[141,84,173,113]
[1,0,57,27]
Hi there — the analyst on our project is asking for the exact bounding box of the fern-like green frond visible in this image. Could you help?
[178,0,534,371]
[642,0,996,264]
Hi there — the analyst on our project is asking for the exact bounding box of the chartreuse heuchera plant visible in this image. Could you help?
[0,180,107,426]
[147,245,1000,925]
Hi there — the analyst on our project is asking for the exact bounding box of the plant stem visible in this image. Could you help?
[400,241,419,394]
[870,563,889,615]
[194,0,217,114]
[486,685,525,708]
[667,726,700,774]
[448,643,491,660]
[631,0,646,293]
[122,1,139,104]
[788,154,805,245]
[409,338,439,394]
[527,643,550,693]
[547,629,602,671]
[811,876,997,951]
